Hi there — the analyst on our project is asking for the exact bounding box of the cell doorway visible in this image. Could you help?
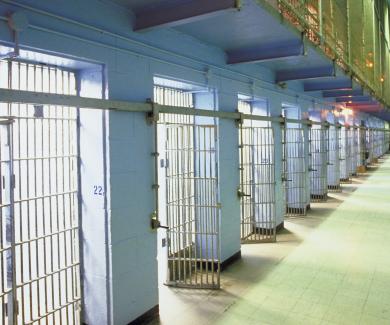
[154,79,221,289]
[237,97,276,243]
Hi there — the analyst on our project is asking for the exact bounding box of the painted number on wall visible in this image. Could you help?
[93,185,105,196]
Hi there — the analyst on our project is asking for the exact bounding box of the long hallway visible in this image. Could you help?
[2,1,390,324]
[217,156,390,325]
[156,156,390,325]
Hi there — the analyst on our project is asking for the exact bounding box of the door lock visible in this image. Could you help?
[150,212,169,230]
[237,189,250,198]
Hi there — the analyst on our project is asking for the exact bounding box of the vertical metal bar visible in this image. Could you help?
[318,0,323,43]
[9,122,16,325]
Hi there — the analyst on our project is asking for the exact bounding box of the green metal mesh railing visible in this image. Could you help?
[259,0,390,108]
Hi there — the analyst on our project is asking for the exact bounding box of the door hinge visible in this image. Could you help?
[11,174,15,189]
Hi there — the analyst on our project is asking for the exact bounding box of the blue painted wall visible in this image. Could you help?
[0,1,356,323]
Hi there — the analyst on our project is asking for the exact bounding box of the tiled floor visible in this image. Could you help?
[153,155,390,325]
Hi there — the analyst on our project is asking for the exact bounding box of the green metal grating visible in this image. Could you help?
[259,0,390,108]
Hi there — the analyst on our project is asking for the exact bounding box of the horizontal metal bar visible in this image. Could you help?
[16,262,80,288]
[0,245,12,253]
[0,289,13,298]
[0,88,388,130]
[0,88,151,112]
[14,226,78,247]
[24,299,81,325]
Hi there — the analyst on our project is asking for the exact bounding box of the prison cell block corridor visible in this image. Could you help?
[153,156,390,325]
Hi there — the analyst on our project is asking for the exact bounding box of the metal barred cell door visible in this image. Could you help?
[356,128,362,169]
[239,126,276,243]
[348,128,357,176]
[0,61,81,325]
[360,127,368,167]
[380,130,386,156]
[385,130,390,153]
[328,125,341,191]
[366,129,374,164]
[283,127,307,216]
[354,128,360,172]
[0,119,14,325]
[309,126,328,202]
[374,130,384,158]
[339,126,350,182]
[165,123,220,289]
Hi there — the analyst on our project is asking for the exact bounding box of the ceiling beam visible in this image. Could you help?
[349,106,383,112]
[323,89,364,98]
[276,65,335,83]
[227,40,304,64]
[345,102,384,112]
[134,0,239,31]
[335,96,372,103]
[304,78,352,92]
[346,102,381,108]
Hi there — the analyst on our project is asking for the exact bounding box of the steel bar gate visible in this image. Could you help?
[373,130,378,159]
[239,125,276,243]
[355,128,362,170]
[0,61,80,325]
[154,86,220,289]
[327,125,341,191]
[339,126,351,183]
[349,128,358,176]
[359,127,368,167]
[0,118,14,325]
[381,131,387,156]
[309,126,328,202]
[282,127,307,216]
[366,129,374,164]
[385,130,390,153]
[374,130,385,158]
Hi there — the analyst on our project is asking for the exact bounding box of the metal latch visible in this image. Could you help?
[235,113,245,128]
[146,99,159,124]
[237,189,250,198]
[150,211,169,230]
[4,301,19,316]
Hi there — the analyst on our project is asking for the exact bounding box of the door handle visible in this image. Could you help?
[237,190,251,198]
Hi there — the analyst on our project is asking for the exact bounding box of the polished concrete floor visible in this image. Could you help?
[153,155,390,325]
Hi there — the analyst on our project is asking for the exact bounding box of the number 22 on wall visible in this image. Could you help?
[93,185,105,196]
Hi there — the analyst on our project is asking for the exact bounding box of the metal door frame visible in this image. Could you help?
[309,125,328,202]
[1,60,81,325]
[282,126,307,217]
[339,126,351,183]
[360,127,368,167]
[348,128,357,176]
[154,85,221,289]
[164,122,220,289]
[0,118,15,325]
[239,125,276,243]
[327,125,341,192]
[366,128,374,164]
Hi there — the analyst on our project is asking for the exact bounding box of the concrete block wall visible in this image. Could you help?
[78,68,111,325]
[217,82,241,261]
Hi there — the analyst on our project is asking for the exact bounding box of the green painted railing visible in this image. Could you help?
[259,0,390,108]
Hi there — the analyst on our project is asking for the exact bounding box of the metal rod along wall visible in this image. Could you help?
[0,88,389,132]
